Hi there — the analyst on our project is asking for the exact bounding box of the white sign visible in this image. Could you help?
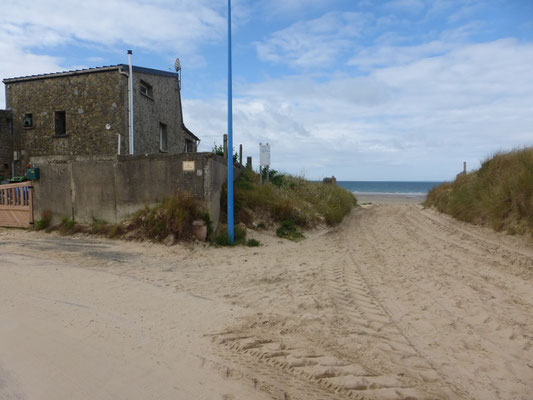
[182,161,195,172]
[259,143,271,166]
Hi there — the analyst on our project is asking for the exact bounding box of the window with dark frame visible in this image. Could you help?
[185,139,194,153]
[159,123,168,152]
[54,111,66,136]
[140,80,153,98]
[23,113,33,128]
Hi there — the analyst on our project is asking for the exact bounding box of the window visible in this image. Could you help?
[23,113,33,128]
[54,111,66,136]
[185,139,194,153]
[140,80,153,98]
[159,123,168,152]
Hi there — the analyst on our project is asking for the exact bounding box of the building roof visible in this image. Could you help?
[3,64,178,84]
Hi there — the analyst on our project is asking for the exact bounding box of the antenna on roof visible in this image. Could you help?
[175,58,181,89]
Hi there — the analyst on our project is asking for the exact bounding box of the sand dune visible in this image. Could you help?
[1,202,532,399]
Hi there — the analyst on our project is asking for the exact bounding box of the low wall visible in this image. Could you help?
[30,153,229,229]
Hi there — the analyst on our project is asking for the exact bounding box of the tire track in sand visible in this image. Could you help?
[340,205,533,400]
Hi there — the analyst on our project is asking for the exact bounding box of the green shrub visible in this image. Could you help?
[34,210,52,230]
[276,220,305,241]
[215,233,234,246]
[212,143,238,163]
[247,238,260,247]
[60,217,76,229]
[214,224,247,246]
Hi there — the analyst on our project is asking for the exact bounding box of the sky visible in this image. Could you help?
[1,0,532,181]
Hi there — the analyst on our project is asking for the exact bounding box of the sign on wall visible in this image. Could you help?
[259,143,270,167]
[182,161,195,172]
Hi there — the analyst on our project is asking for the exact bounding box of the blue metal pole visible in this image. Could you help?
[227,0,235,243]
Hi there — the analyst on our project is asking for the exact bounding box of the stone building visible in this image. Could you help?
[3,64,199,174]
[0,110,13,179]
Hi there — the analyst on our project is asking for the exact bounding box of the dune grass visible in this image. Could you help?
[224,169,357,229]
[424,147,533,236]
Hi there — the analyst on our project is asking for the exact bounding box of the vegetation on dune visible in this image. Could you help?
[424,147,533,236]
[222,169,357,236]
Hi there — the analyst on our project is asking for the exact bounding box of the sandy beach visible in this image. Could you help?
[355,192,427,205]
[1,201,532,400]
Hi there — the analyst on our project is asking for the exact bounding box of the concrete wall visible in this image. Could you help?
[0,110,13,178]
[31,153,228,230]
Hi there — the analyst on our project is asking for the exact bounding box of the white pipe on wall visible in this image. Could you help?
[127,50,134,155]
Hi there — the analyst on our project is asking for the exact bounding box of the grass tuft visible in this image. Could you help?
[276,220,305,241]
[34,210,52,231]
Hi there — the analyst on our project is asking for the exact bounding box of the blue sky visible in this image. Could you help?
[1,0,532,180]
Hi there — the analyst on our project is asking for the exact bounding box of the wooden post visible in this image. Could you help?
[266,165,269,183]
[463,161,467,174]
[223,134,228,160]
[259,166,262,186]
[239,144,243,165]
[246,156,252,170]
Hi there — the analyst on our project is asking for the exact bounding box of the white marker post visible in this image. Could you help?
[259,143,270,186]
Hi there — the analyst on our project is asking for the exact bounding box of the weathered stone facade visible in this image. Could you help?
[0,110,13,178]
[131,68,198,154]
[3,65,198,174]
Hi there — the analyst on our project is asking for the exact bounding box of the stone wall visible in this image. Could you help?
[0,110,13,178]
[5,69,127,174]
[5,65,198,177]
[132,70,195,154]
[30,153,229,230]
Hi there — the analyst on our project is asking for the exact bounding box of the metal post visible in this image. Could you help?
[463,161,467,174]
[246,156,252,170]
[127,50,134,155]
[239,144,243,165]
[227,0,234,243]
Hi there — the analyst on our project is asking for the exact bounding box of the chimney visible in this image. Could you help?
[127,50,134,155]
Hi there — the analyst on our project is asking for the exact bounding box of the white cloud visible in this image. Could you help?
[348,40,451,70]
[1,0,226,53]
[186,39,533,180]
[0,42,64,108]
[255,11,369,68]
[0,0,229,107]
[347,23,481,70]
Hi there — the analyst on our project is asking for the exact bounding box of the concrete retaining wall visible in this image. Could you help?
[30,152,230,229]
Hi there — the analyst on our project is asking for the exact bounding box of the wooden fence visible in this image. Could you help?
[0,181,34,228]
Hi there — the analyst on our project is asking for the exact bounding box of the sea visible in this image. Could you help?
[337,181,443,196]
